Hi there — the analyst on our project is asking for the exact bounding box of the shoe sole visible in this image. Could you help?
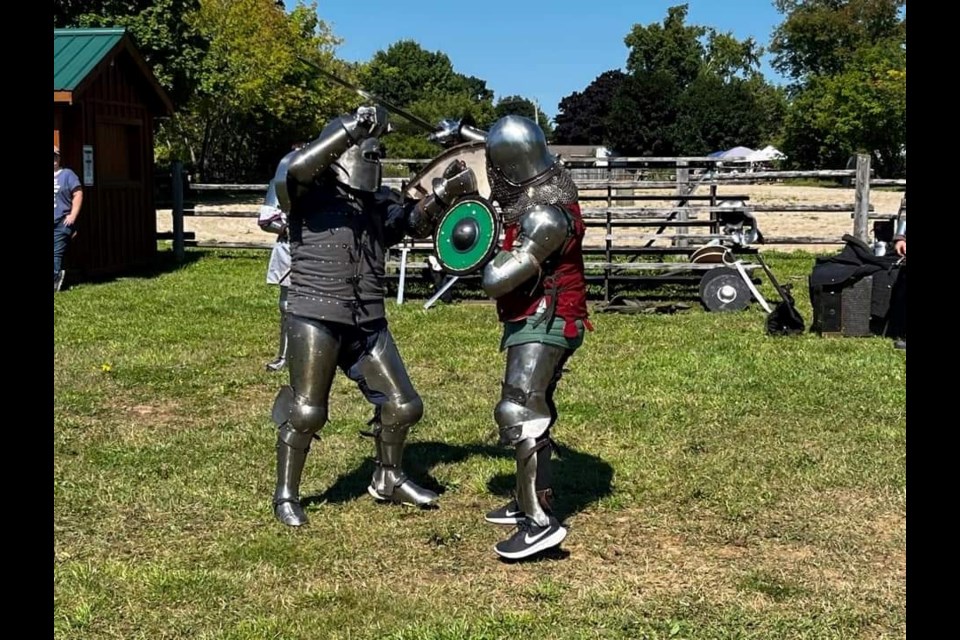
[485,514,525,525]
[494,526,568,560]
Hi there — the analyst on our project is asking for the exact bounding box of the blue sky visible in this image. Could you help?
[286,1,787,120]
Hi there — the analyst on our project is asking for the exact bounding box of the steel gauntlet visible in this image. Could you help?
[408,160,479,238]
[341,105,390,143]
[428,119,488,147]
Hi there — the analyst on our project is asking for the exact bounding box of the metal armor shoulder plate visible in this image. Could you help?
[519,204,572,258]
[271,149,300,213]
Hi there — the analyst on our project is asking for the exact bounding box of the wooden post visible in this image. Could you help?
[709,183,718,236]
[853,154,871,242]
[171,162,185,263]
[676,162,689,247]
[604,166,612,303]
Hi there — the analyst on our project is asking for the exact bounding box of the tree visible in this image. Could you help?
[606,71,680,157]
[743,76,790,148]
[623,4,706,87]
[672,75,767,155]
[172,0,348,180]
[770,0,905,81]
[771,0,906,175]
[54,0,207,107]
[381,93,497,161]
[494,96,553,137]
[781,40,905,175]
[608,5,779,156]
[357,39,497,161]
[54,1,354,180]
[359,40,491,108]
[672,74,787,156]
[553,70,625,145]
[462,76,495,103]
[703,31,764,81]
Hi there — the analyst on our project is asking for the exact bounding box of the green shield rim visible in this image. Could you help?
[434,197,499,275]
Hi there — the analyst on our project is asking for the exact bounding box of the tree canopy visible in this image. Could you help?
[553,70,626,145]
[771,0,906,175]
[53,0,906,178]
[770,0,906,81]
[494,96,553,138]
[605,4,783,156]
[54,0,207,107]
[359,39,492,108]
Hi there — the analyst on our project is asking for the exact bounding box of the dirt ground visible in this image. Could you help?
[157,184,906,254]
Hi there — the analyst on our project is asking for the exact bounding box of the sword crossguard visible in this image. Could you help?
[352,105,389,139]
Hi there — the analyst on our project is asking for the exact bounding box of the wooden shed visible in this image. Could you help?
[54,28,173,279]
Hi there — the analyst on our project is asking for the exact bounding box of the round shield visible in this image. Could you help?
[403,140,491,202]
[433,196,501,276]
[689,244,733,265]
[699,267,751,312]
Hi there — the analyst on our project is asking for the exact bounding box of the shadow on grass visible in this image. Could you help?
[59,248,206,290]
[484,441,616,523]
[303,440,614,524]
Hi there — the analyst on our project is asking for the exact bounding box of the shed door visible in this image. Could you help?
[95,118,147,270]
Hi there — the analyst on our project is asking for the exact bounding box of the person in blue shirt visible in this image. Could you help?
[54,145,83,292]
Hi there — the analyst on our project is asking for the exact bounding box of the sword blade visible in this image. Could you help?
[424,276,459,309]
[297,57,439,134]
[732,260,772,314]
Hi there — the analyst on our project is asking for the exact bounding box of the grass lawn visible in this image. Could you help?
[54,248,906,639]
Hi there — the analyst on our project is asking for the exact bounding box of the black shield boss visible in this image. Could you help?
[433,196,501,276]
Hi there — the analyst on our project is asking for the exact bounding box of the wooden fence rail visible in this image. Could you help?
[162,153,905,302]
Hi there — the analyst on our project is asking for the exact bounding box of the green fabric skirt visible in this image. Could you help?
[500,313,586,352]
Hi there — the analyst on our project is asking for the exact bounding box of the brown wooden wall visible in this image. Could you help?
[57,50,159,278]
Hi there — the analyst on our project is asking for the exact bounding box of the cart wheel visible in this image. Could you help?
[699,267,751,312]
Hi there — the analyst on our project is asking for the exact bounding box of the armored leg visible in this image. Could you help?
[491,343,572,559]
[266,288,290,372]
[271,315,340,526]
[352,328,438,507]
[494,342,570,523]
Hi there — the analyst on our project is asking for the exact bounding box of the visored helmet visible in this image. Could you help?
[331,137,384,192]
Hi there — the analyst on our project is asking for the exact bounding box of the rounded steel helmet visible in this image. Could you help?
[485,115,556,187]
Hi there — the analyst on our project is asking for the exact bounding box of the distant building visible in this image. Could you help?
[54,28,173,279]
[549,144,613,161]
[551,144,620,180]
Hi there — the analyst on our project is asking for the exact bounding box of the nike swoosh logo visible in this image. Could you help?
[504,509,522,517]
[524,528,552,545]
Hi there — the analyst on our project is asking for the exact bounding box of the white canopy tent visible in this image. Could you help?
[718,146,754,160]
[744,145,787,162]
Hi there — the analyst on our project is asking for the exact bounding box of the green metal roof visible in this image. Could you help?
[54,28,125,91]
